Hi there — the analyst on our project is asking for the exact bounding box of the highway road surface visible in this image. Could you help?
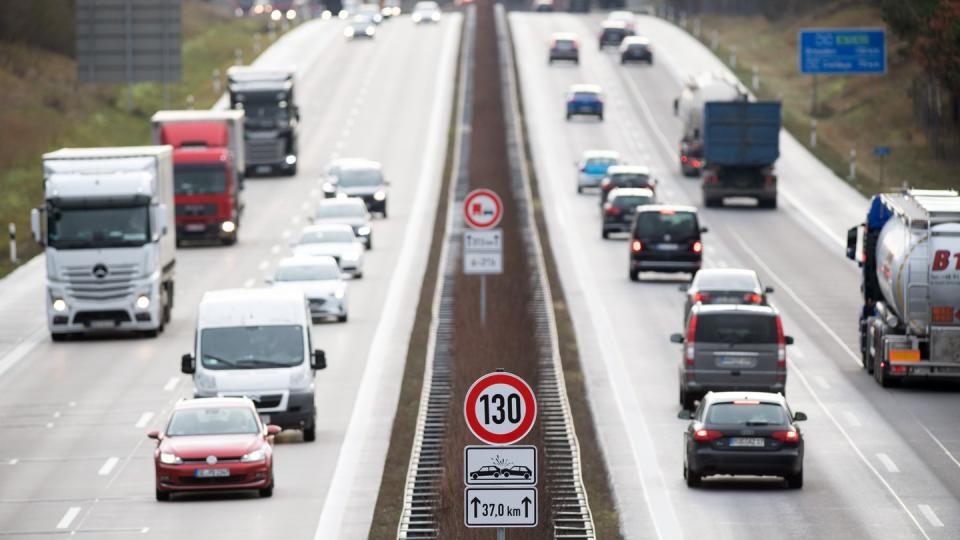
[0,14,460,539]
[512,12,960,540]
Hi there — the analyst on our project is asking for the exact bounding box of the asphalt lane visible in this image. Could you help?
[512,12,960,540]
[0,15,459,539]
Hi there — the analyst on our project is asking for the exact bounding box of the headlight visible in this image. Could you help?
[373,191,386,201]
[160,452,182,465]
[285,155,297,165]
[338,9,348,19]
[271,10,282,20]
[357,226,371,236]
[289,368,312,391]
[195,370,216,391]
[322,182,336,192]
[344,26,355,37]
[365,26,375,36]
[412,13,421,22]
[241,447,266,463]
[321,10,332,19]
[52,298,67,313]
[286,9,296,19]
[334,287,346,300]
[431,12,440,21]
[221,221,236,233]
[135,295,151,310]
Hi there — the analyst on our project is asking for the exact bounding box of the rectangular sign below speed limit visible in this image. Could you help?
[464,252,503,275]
[464,487,538,528]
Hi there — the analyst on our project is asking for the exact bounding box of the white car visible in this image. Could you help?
[292,224,365,278]
[314,197,373,249]
[412,1,440,23]
[269,256,349,323]
[606,10,636,32]
[345,14,376,39]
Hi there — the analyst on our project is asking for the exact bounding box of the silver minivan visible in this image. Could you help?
[671,304,794,410]
[181,288,327,441]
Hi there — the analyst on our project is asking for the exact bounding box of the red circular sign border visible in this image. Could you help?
[463,189,503,230]
[463,372,537,445]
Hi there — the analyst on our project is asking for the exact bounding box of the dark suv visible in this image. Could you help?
[670,304,794,410]
[598,21,632,49]
[628,206,706,281]
[548,33,579,64]
[680,391,806,489]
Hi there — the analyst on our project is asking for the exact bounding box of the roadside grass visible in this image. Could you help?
[0,1,273,277]
[684,2,954,197]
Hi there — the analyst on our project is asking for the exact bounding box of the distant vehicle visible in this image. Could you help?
[620,36,653,64]
[345,14,377,38]
[357,3,383,23]
[33,147,176,341]
[470,465,502,479]
[599,165,656,207]
[322,158,389,217]
[269,256,349,322]
[598,20,632,49]
[602,187,656,239]
[180,289,328,442]
[606,10,636,32]
[576,150,620,193]
[566,84,604,121]
[227,66,299,176]
[671,304,793,410]
[846,189,960,386]
[293,224,365,278]
[679,268,773,320]
[149,397,281,501]
[534,0,553,11]
[412,1,441,23]
[548,32,579,64]
[314,198,373,249]
[628,205,706,281]
[382,0,401,18]
[501,465,533,479]
[680,392,806,489]
[151,110,246,246]
[674,72,745,177]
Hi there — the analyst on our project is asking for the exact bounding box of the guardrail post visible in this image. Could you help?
[254,33,262,54]
[729,46,737,69]
[848,148,857,181]
[234,48,243,66]
[810,119,817,148]
[693,18,701,38]
[212,68,221,94]
[186,94,195,110]
[710,30,719,50]
[752,65,759,90]
[8,223,17,264]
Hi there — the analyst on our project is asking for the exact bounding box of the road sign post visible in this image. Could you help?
[463,190,504,325]
[874,146,891,185]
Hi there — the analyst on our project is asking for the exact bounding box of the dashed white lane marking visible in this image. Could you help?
[141,528,149,534]
[162,377,179,392]
[920,423,960,471]
[349,107,359,116]
[8,459,18,465]
[843,411,862,427]
[346,117,355,127]
[918,505,944,527]
[134,412,154,429]
[876,453,900,473]
[52,411,61,418]
[98,457,119,476]
[56,507,81,529]
[258,260,270,271]
[46,422,53,429]
[243,278,256,289]
[68,401,76,408]
[271,244,282,255]
[813,375,831,390]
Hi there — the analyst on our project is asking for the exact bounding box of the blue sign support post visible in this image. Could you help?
[799,28,886,117]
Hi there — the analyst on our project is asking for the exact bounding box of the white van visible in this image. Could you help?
[181,288,327,441]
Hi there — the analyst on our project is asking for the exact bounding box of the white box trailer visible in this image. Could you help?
[32,146,176,340]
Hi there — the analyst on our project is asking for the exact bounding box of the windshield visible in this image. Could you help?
[706,403,787,426]
[585,157,617,168]
[555,40,575,50]
[696,272,759,291]
[317,204,364,218]
[613,195,654,208]
[573,92,599,100]
[235,93,290,126]
[200,325,304,370]
[338,168,382,187]
[166,407,260,436]
[174,163,228,195]
[276,263,340,281]
[47,204,150,249]
[635,212,697,240]
[695,314,777,344]
[300,229,355,243]
[611,173,651,186]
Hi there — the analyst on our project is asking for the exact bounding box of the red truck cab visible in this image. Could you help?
[159,123,242,245]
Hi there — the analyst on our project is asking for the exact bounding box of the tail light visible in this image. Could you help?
[692,292,710,303]
[704,173,719,184]
[776,316,786,368]
[630,239,643,253]
[692,241,703,254]
[772,430,800,443]
[681,155,689,164]
[685,314,698,366]
[693,429,722,442]
[605,205,621,216]
[601,178,611,188]
[691,159,702,168]
[549,39,556,48]
[744,293,762,304]
[764,174,776,186]
[659,209,676,215]
[893,365,907,374]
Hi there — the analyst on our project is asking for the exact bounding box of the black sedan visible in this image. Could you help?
[602,187,656,238]
[620,36,653,64]
[679,268,773,320]
[680,391,806,489]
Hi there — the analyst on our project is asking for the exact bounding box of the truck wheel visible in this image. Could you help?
[760,197,778,209]
[577,185,583,194]
[303,419,317,442]
[629,269,640,282]
[704,195,719,208]
[602,229,609,239]
[286,164,298,177]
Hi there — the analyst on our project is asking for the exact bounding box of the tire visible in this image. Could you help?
[143,328,160,339]
[629,269,640,282]
[156,489,170,501]
[471,473,478,480]
[51,333,68,342]
[494,472,500,478]
[684,463,701,488]
[337,314,348,323]
[681,388,697,411]
[577,185,583,194]
[286,163,298,176]
[566,112,572,120]
[598,112,604,121]
[221,232,238,246]
[503,472,510,478]
[602,229,609,239]
[259,483,274,498]
[759,197,778,209]
[303,424,317,442]
[786,470,803,489]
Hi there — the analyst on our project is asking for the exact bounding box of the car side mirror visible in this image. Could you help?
[181,354,195,374]
[793,411,807,422]
[785,336,795,345]
[312,349,327,370]
[265,276,274,284]
[700,226,709,233]
[845,226,858,261]
[670,333,684,344]
[765,286,775,294]
[30,207,45,246]
[673,97,679,115]
[676,409,693,419]
[147,430,160,440]
[266,424,282,436]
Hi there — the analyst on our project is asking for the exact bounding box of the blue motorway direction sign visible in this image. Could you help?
[799,29,886,74]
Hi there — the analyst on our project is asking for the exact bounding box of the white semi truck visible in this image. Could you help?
[673,71,747,176]
[31,146,176,340]
[847,189,960,386]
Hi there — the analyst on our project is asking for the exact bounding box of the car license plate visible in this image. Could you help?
[658,243,679,250]
[260,414,271,424]
[256,165,272,173]
[195,468,230,478]
[579,106,592,112]
[89,320,115,329]
[185,223,205,232]
[715,295,740,303]
[729,437,765,448]
[716,356,757,368]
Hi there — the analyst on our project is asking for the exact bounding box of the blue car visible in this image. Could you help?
[566,84,604,121]
[576,150,621,193]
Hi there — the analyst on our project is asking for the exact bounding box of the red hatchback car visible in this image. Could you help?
[149,397,281,501]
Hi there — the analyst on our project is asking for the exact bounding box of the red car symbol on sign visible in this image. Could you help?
[463,189,503,229]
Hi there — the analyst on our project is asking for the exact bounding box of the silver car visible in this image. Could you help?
[292,224,365,278]
[314,197,373,249]
[345,14,376,39]
[269,256,348,323]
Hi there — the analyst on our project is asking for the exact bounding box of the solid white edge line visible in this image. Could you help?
[876,453,900,473]
[56,507,81,529]
[728,229,863,367]
[917,504,944,528]
[920,423,960,471]
[98,457,119,476]
[312,16,461,539]
[134,412,154,429]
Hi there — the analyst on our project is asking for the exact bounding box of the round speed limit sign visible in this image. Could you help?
[464,372,537,445]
